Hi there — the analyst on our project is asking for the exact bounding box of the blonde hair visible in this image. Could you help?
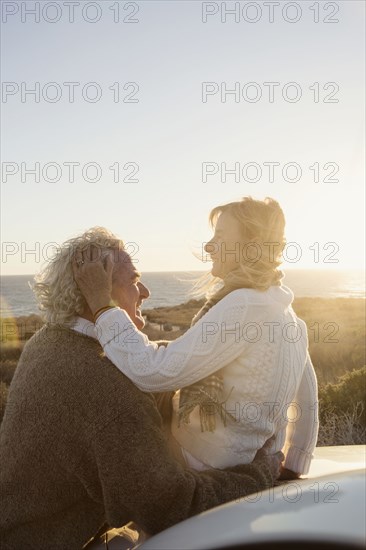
[33,227,124,325]
[204,196,286,306]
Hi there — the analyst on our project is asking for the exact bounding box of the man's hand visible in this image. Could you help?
[252,437,284,482]
[278,466,301,481]
[73,246,114,315]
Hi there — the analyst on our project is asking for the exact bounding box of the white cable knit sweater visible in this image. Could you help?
[95,286,319,474]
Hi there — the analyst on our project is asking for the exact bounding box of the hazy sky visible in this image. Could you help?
[1,0,365,274]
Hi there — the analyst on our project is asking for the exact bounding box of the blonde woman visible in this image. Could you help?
[74,197,318,478]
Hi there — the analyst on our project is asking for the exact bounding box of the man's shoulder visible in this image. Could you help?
[16,325,106,388]
[23,323,102,356]
[13,324,160,427]
[17,325,118,389]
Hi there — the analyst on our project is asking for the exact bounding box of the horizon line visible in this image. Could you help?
[1,266,365,277]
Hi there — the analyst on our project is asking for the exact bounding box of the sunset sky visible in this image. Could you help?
[1,0,365,275]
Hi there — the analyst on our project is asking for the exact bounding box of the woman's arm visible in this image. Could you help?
[95,292,254,392]
[282,352,319,475]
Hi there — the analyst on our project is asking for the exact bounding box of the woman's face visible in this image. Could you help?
[204,211,243,279]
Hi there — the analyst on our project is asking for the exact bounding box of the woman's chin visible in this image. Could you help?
[211,264,223,278]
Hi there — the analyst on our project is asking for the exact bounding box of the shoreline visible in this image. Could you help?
[0,296,364,322]
[1,296,365,386]
[1,292,365,320]
[1,297,365,442]
[0,296,365,326]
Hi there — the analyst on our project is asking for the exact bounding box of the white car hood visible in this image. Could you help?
[140,446,365,550]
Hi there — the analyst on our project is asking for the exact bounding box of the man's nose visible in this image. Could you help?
[138,282,150,299]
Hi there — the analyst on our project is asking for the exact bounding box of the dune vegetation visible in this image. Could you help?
[1,297,365,445]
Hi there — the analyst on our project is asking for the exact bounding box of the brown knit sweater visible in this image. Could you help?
[0,325,274,550]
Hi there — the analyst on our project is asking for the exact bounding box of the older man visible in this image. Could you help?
[0,227,282,550]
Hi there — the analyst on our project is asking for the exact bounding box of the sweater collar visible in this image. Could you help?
[71,316,98,340]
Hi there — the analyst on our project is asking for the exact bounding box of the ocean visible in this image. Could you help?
[0,269,365,318]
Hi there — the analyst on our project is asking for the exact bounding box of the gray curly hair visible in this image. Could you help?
[33,227,124,325]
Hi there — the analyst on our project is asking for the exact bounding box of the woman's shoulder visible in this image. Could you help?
[212,285,294,313]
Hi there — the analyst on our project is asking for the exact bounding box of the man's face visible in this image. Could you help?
[111,251,150,330]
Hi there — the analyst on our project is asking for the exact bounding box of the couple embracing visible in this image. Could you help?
[0,196,318,549]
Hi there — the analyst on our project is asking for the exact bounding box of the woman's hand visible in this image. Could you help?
[73,246,114,315]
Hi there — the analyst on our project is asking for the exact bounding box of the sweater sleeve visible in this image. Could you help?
[95,292,253,392]
[84,407,274,536]
[283,352,319,475]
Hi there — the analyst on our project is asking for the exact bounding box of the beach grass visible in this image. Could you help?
[1,297,365,443]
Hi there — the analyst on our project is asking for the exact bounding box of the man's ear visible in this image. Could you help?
[103,250,115,266]
[104,253,115,278]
